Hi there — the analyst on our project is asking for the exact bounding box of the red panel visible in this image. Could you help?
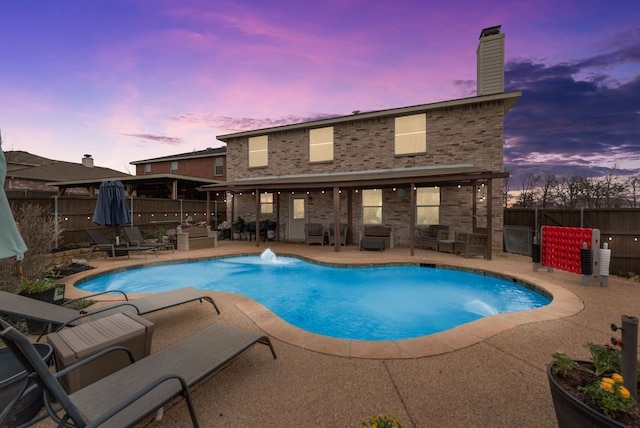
[541,226,593,274]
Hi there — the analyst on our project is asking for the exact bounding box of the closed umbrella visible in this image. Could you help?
[93,181,131,245]
[0,135,28,263]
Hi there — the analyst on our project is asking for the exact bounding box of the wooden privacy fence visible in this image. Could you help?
[8,195,227,248]
[504,208,640,275]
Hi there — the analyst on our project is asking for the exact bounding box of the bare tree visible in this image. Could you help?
[540,174,558,208]
[556,175,586,208]
[515,172,540,207]
[502,169,513,208]
[624,174,640,208]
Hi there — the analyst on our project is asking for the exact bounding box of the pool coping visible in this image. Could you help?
[227,276,582,359]
[68,250,584,359]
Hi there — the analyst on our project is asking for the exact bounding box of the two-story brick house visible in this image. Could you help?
[130,146,227,181]
[202,26,520,258]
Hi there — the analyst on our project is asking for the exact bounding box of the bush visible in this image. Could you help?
[0,203,62,293]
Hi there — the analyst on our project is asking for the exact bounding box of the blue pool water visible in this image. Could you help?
[77,252,550,341]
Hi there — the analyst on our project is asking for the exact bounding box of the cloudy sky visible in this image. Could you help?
[1,0,638,180]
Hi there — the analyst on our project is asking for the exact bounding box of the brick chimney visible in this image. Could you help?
[82,154,94,167]
[477,25,505,96]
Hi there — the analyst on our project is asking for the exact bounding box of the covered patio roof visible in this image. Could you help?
[198,164,508,193]
[48,173,222,199]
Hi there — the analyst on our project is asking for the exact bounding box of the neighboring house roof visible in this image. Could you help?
[130,146,226,165]
[217,91,521,140]
[6,160,130,182]
[5,150,58,172]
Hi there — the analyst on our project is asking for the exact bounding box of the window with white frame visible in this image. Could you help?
[309,126,333,162]
[395,113,426,155]
[416,187,440,225]
[260,192,274,214]
[214,157,224,176]
[144,164,151,174]
[248,135,268,167]
[170,161,178,174]
[362,189,382,224]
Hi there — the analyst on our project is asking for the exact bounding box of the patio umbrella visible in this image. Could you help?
[0,135,28,263]
[93,181,131,244]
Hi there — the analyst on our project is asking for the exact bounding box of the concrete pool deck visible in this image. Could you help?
[56,241,638,427]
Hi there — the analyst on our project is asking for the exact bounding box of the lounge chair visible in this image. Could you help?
[455,232,489,259]
[86,228,155,259]
[122,226,173,253]
[417,224,450,250]
[0,318,277,427]
[329,223,348,246]
[305,223,325,245]
[0,287,220,340]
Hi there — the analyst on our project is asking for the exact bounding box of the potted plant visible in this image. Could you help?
[548,339,639,426]
[17,277,66,333]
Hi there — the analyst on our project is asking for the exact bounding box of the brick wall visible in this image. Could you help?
[135,156,226,180]
[225,100,506,249]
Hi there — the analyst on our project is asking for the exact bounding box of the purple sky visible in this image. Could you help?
[1,1,639,180]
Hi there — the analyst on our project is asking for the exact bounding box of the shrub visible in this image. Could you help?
[0,203,62,293]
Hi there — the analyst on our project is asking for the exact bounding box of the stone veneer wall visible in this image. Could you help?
[225,100,506,249]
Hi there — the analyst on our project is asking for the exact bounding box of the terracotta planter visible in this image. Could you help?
[547,362,626,428]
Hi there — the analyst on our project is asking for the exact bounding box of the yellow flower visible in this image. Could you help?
[611,373,623,384]
[601,377,615,385]
[600,380,614,392]
[618,386,630,399]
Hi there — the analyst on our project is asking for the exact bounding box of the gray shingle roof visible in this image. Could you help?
[130,146,226,165]
[4,151,130,182]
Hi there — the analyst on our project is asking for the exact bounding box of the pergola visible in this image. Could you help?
[199,164,508,258]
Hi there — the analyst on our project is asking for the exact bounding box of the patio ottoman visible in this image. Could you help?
[46,312,154,393]
[360,237,385,251]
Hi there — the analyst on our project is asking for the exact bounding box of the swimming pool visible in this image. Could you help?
[77,252,551,341]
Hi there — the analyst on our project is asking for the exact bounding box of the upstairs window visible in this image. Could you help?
[416,187,440,225]
[309,126,333,162]
[260,192,274,214]
[362,189,382,224]
[249,135,268,167]
[395,113,426,155]
[170,161,178,174]
[214,157,224,176]
[144,164,151,174]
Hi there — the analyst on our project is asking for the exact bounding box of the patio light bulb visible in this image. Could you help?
[65,217,68,221]
[87,216,91,220]
[457,185,461,188]
[609,236,612,241]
